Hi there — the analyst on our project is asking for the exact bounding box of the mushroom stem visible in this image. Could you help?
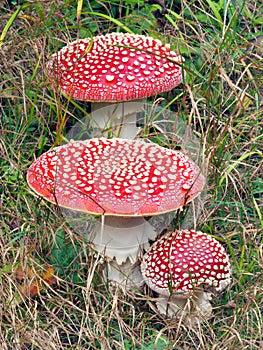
[156,291,212,319]
[90,100,145,138]
[92,216,157,264]
[89,216,157,287]
[105,258,144,288]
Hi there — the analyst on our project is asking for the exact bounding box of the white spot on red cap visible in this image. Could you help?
[105,75,115,82]
[127,75,135,81]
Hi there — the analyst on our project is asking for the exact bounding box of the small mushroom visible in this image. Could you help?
[27,138,205,286]
[141,229,231,319]
[47,32,184,138]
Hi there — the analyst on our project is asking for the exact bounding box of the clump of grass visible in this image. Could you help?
[1,0,263,349]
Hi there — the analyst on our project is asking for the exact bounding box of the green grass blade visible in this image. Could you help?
[219,151,263,186]
[0,6,22,49]
[77,0,83,22]
[205,0,223,25]
[83,11,134,34]
[253,197,263,230]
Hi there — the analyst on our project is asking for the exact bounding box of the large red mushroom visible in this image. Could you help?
[27,138,205,285]
[141,229,231,318]
[47,32,184,138]
[48,32,183,102]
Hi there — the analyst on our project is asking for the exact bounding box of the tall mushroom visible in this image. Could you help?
[141,229,231,319]
[47,32,184,138]
[27,138,205,285]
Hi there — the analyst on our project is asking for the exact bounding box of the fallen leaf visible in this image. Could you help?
[15,265,56,298]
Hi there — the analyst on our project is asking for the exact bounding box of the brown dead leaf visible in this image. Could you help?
[15,265,56,298]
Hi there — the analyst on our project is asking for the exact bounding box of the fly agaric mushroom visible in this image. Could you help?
[141,229,231,318]
[27,138,205,285]
[47,32,184,138]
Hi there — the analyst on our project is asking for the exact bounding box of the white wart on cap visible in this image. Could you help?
[27,138,204,216]
[48,32,184,102]
[141,229,231,296]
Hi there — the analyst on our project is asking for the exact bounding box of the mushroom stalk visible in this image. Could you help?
[90,100,145,139]
[92,216,157,263]
[105,259,144,289]
[156,291,213,319]
[89,216,157,287]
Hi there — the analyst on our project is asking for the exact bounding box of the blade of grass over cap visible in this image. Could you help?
[77,0,83,22]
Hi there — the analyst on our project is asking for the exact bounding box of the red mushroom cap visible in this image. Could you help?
[48,33,184,102]
[141,229,231,296]
[27,138,204,216]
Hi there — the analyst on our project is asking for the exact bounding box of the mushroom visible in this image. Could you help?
[141,229,231,319]
[47,32,184,138]
[27,138,205,286]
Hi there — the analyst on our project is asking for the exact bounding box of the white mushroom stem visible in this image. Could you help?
[105,259,144,289]
[91,216,157,285]
[156,291,213,319]
[90,100,144,138]
[93,216,157,262]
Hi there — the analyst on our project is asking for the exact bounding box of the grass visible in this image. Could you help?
[1,0,262,349]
